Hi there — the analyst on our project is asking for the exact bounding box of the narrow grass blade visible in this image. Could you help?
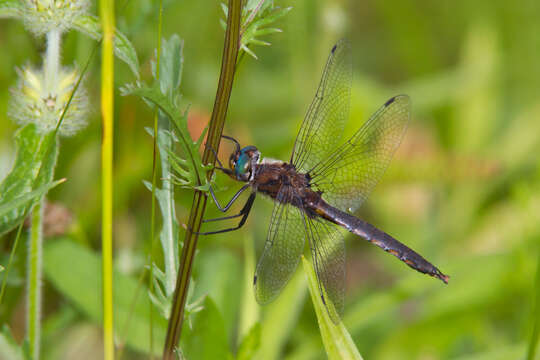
[302,256,363,360]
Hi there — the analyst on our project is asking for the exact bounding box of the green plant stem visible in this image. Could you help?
[27,202,43,360]
[162,0,242,357]
[100,0,115,358]
[148,1,164,357]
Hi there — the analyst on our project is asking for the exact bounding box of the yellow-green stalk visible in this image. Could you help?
[100,0,115,358]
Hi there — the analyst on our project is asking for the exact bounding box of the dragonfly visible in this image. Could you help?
[200,40,448,323]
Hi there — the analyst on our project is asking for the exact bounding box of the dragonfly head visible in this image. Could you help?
[229,145,260,182]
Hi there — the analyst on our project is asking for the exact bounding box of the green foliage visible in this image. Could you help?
[0,179,65,223]
[0,1,139,76]
[256,267,306,360]
[72,14,140,77]
[0,125,58,236]
[43,239,168,355]
[123,81,212,192]
[302,256,363,360]
[237,324,261,360]
[0,325,24,360]
[179,297,230,360]
[221,0,291,59]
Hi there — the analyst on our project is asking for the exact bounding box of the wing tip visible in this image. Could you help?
[384,94,410,107]
[384,96,397,107]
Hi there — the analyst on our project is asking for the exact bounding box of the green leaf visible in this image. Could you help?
[123,83,210,191]
[240,5,291,59]
[143,179,179,297]
[220,2,291,60]
[72,14,140,77]
[0,0,23,18]
[43,239,167,355]
[0,325,23,360]
[152,35,184,100]
[237,323,261,360]
[0,124,58,236]
[180,296,230,360]
[302,256,363,360]
[0,179,65,219]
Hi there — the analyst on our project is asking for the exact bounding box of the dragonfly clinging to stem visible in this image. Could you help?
[200,40,448,323]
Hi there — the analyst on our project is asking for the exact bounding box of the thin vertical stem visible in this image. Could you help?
[26,27,63,360]
[100,0,115,358]
[27,202,43,360]
[162,0,242,358]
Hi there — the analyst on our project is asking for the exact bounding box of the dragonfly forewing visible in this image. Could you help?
[310,95,410,213]
[291,39,352,173]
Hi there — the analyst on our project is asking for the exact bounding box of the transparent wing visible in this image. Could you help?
[310,95,410,213]
[290,39,352,173]
[254,186,306,304]
[304,214,346,323]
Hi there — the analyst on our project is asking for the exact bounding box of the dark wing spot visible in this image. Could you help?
[384,96,396,107]
[253,275,257,285]
[331,44,337,53]
[321,294,327,305]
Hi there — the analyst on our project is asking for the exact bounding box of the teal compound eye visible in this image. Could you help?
[235,152,250,176]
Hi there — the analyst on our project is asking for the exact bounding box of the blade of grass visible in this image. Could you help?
[162,0,242,357]
[100,0,115,358]
[302,256,363,360]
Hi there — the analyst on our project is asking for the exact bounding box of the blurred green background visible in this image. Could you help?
[1,0,539,359]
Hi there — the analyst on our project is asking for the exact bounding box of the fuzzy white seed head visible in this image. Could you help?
[8,65,89,136]
[23,0,89,36]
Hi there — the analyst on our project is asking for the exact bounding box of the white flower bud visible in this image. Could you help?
[9,65,89,136]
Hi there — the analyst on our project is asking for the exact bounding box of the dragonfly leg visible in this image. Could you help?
[197,192,256,235]
[221,135,241,152]
[207,146,234,176]
[207,183,250,213]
